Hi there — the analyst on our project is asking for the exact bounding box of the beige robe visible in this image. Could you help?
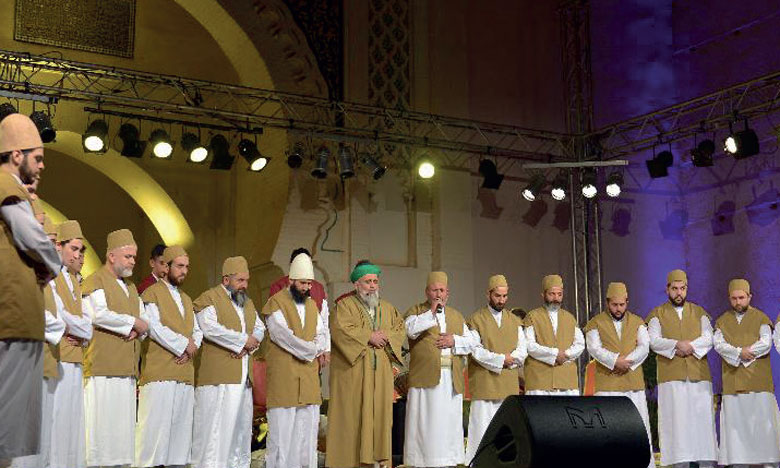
[326,295,405,468]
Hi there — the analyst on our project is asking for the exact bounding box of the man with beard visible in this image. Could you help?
[465,274,527,464]
[326,261,405,468]
[584,282,653,468]
[261,252,328,468]
[49,220,93,468]
[135,245,202,468]
[137,244,167,294]
[192,256,265,468]
[647,269,717,468]
[81,229,148,468]
[0,113,61,466]
[524,274,583,396]
[404,271,473,468]
[716,279,780,468]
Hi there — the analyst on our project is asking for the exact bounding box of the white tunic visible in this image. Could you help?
[192,288,266,468]
[714,316,780,466]
[465,307,528,464]
[404,307,472,468]
[10,310,65,468]
[586,318,653,468]
[524,308,584,396]
[135,281,204,467]
[264,298,329,468]
[648,308,718,466]
[83,280,144,467]
[48,271,92,468]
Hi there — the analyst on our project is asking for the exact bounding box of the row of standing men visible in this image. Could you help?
[1,112,779,468]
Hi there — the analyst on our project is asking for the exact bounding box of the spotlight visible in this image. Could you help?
[337,144,355,179]
[361,153,387,180]
[550,172,568,201]
[311,146,330,179]
[690,139,715,167]
[605,171,623,197]
[286,142,304,169]
[521,174,546,202]
[149,129,173,158]
[0,103,16,121]
[118,123,146,158]
[418,161,435,179]
[181,132,208,163]
[82,119,108,153]
[478,159,504,189]
[725,124,760,159]
[238,139,269,172]
[209,134,234,170]
[30,111,56,143]
[581,169,598,198]
[646,150,673,178]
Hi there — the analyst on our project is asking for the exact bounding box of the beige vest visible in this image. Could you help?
[138,281,196,386]
[42,284,60,378]
[647,302,711,383]
[405,302,466,394]
[53,272,84,364]
[261,290,322,408]
[584,311,645,392]
[82,265,141,377]
[193,285,258,386]
[524,307,579,391]
[717,307,773,395]
[0,172,44,341]
[467,306,522,400]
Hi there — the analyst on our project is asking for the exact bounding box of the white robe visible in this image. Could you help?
[48,270,92,468]
[83,282,144,467]
[524,308,585,396]
[465,307,528,464]
[264,300,328,468]
[714,319,780,466]
[135,282,204,467]
[648,310,718,466]
[403,308,472,468]
[192,290,266,468]
[586,319,653,468]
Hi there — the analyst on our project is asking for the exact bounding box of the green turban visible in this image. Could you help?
[350,263,382,283]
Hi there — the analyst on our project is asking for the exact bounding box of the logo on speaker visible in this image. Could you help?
[564,407,607,429]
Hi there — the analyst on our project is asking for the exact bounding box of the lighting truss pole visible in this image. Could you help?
[561,0,603,388]
[0,49,573,171]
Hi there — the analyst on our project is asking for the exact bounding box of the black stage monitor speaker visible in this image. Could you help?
[471,395,650,468]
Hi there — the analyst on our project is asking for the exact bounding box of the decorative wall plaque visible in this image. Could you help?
[14,0,136,58]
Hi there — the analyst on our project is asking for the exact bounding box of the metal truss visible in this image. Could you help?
[0,49,573,170]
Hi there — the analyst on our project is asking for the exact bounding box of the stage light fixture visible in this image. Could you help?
[118,123,146,158]
[581,169,598,198]
[238,138,269,172]
[209,134,234,170]
[149,129,173,158]
[725,121,760,159]
[361,153,387,180]
[82,119,108,153]
[418,161,435,179]
[30,111,56,143]
[0,103,16,121]
[478,159,504,189]
[311,146,330,179]
[286,142,304,169]
[690,139,715,167]
[522,175,546,202]
[605,171,623,198]
[337,144,355,179]
[646,150,673,178]
[181,132,208,163]
[550,172,568,201]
